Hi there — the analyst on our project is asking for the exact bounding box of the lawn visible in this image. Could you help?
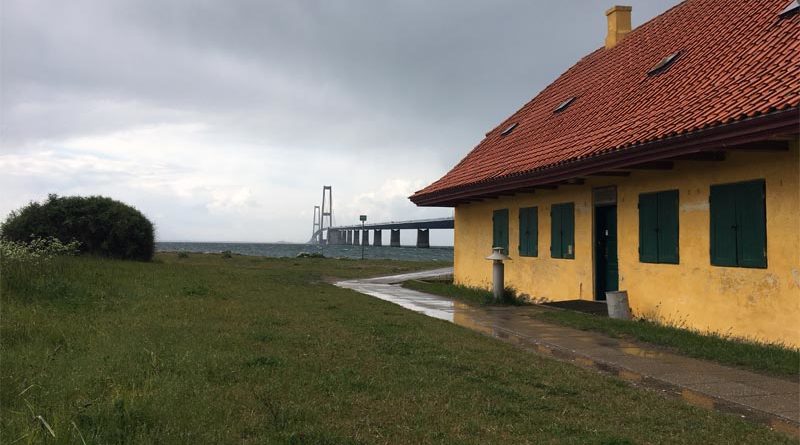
[1,254,794,444]
[402,279,800,378]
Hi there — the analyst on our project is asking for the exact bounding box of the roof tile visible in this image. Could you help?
[413,0,800,201]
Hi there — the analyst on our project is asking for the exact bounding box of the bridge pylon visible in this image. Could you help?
[309,186,335,245]
[320,186,333,244]
[311,206,321,244]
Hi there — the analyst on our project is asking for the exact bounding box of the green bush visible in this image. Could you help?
[1,194,155,261]
[296,252,324,259]
[0,237,81,263]
[1,237,85,302]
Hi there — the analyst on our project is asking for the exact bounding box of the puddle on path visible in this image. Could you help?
[337,278,548,342]
[340,278,677,361]
[681,389,716,410]
[613,340,668,358]
[620,346,668,358]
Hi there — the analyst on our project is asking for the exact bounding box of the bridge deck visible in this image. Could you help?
[310,217,453,243]
[330,217,453,231]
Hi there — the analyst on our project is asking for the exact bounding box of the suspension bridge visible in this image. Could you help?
[308,186,453,248]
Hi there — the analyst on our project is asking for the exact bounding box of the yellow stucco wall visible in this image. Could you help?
[453,140,800,346]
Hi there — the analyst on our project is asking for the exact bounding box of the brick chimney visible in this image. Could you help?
[605,5,632,49]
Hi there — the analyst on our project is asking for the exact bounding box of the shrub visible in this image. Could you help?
[0,237,81,264]
[177,252,189,259]
[221,250,233,259]
[296,252,324,259]
[1,194,155,261]
[0,237,83,301]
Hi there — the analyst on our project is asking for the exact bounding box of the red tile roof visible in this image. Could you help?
[412,0,800,206]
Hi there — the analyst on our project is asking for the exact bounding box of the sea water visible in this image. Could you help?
[157,242,453,262]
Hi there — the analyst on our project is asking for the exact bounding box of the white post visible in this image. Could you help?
[485,247,511,302]
[492,259,504,301]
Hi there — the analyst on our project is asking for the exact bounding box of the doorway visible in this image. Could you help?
[594,188,619,301]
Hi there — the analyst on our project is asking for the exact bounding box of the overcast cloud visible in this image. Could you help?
[1,0,679,244]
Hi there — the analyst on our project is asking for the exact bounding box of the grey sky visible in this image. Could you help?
[1,0,680,244]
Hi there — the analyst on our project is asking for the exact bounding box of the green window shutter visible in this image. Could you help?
[492,211,498,250]
[519,207,538,257]
[736,180,767,268]
[657,190,679,264]
[529,207,539,257]
[561,203,575,259]
[550,205,562,258]
[710,185,738,266]
[493,209,509,254]
[518,208,528,256]
[638,193,659,263]
[500,209,509,253]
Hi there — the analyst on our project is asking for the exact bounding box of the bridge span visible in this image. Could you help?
[308,186,452,248]
[310,217,453,248]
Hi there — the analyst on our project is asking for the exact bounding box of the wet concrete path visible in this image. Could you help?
[336,268,800,436]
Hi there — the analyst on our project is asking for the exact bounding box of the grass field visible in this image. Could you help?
[1,254,794,444]
[402,279,800,377]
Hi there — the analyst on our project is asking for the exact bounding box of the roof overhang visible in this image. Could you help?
[411,107,799,207]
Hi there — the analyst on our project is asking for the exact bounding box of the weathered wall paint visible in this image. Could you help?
[453,140,800,346]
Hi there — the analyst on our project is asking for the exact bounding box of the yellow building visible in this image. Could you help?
[411,1,800,346]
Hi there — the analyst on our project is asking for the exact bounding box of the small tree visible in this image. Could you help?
[1,194,155,261]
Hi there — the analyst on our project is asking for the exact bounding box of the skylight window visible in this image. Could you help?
[780,0,800,17]
[500,122,518,136]
[648,51,681,76]
[554,97,576,113]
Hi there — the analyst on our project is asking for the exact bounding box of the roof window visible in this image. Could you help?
[500,122,518,136]
[554,97,576,113]
[780,0,800,17]
[647,51,681,76]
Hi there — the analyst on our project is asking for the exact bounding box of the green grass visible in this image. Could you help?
[1,254,794,444]
[402,279,523,306]
[404,279,799,378]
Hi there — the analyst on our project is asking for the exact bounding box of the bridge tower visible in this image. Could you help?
[311,205,321,243]
[320,186,333,244]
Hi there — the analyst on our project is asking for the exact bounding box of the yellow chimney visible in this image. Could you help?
[605,5,632,49]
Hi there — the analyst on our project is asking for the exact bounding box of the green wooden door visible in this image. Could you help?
[595,205,618,300]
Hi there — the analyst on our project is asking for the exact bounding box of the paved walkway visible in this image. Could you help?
[337,268,800,436]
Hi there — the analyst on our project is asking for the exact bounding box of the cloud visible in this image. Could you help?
[208,187,256,213]
[1,0,680,243]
